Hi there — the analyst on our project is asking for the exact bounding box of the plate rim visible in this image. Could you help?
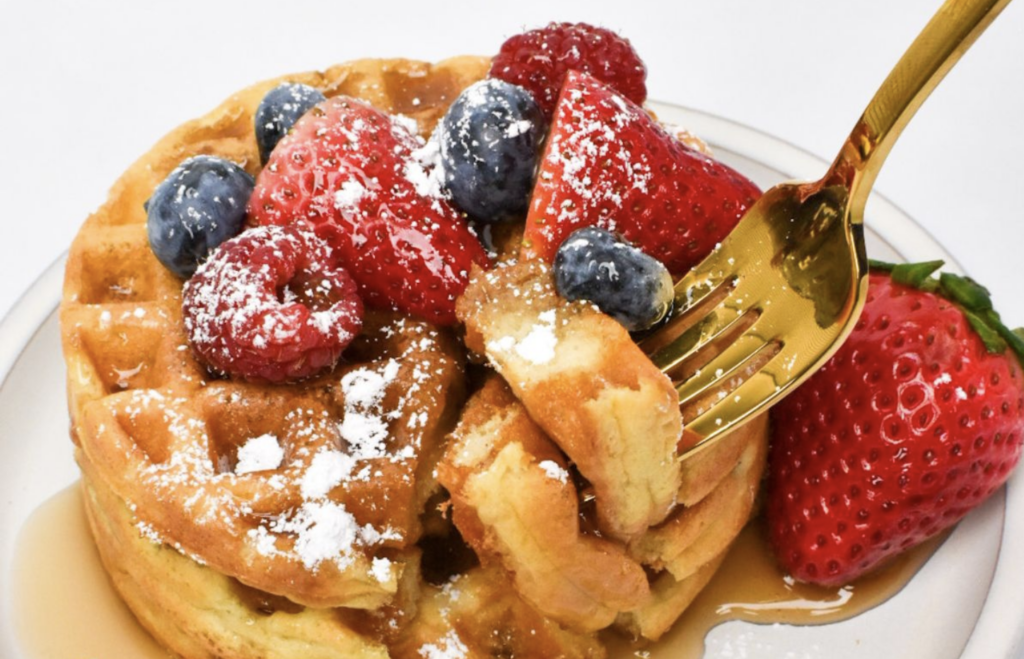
[0,254,64,394]
[1,104,1019,659]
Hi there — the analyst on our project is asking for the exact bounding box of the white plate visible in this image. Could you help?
[0,105,1021,659]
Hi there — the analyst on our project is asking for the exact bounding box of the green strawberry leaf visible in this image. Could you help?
[998,324,1024,367]
[871,260,943,289]
[869,259,1024,369]
[892,261,944,289]
[964,310,1007,354]
[939,273,993,312]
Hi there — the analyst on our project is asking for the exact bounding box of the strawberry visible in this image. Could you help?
[520,71,761,276]
[767,261,1024,586]
[490,22,647,119]
[248,96,489,326]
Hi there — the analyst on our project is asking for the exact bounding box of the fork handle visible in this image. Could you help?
[835,0,1012,218]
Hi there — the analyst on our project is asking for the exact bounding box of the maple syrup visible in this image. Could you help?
[12,484,170,659]
[606,518,946,658]
[12,484,943,659]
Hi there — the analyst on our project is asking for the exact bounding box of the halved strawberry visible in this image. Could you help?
[248,97,489,325]
[521,71,761,276]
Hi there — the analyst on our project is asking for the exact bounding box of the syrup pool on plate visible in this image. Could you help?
[12,484,170,659]
[13,484,944,659]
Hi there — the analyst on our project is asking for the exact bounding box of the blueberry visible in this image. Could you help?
[146,155,254,278]
[554,227,675,332]
[255,82,326,164]
[438,79,545,223]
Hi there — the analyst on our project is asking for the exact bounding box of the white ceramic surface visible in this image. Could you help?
[0,106,1020,659]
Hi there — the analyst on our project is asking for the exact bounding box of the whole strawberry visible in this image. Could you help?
[521,71,760,276]
[768,261,1024,586]
[248,96,488,326]
[490,22,647,119]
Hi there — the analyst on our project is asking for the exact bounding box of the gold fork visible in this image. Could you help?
[640,0,1012,459]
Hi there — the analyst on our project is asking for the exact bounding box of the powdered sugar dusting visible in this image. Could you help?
[515,320,557,364]
[538,459,569,483]
[370,556,393,583]
[110,313,452,588]
[405,135,446,200]
[486,308,560,366]
[182,224,361,380]
[300,449,356,499]
[334,179,367,210]
[392,113,419,136]
[235,433,285,474]
[418,629,469,659]
[339,359,402,459]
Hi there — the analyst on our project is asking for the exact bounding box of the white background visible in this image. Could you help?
[1,1,1022,326]
[0,1,1022,657]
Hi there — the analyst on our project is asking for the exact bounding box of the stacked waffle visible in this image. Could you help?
[60,56,767,659]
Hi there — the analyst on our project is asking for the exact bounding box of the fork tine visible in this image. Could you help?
[680,363,787,458]
[639,274,734,355]
[651,305,760,376]
[674,332,779,410]
[648,266,762,369]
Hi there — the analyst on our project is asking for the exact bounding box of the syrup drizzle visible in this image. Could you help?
[605,519,946,658]
[13,485,943,659]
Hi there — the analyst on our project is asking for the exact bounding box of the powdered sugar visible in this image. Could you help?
[405,136,446,200]
[342,360,400,409]
[258,500,360,570]
[339,360,402,459]
[235,433,285,474]
[486,309,560,366]
[538,460,569,483]
[300,449,356,499]
[418,629,469,659]
[517,309,559,364]
[334,179,367,209]
[392,113,419,136]
[505,118,533,138]
[370,556,393,583]
[115,315,451,588]
[516,322,557,364]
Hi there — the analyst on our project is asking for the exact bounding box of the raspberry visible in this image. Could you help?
[489,22,647,118]
[183,224,363,383]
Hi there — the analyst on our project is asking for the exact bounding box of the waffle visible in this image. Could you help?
[438,375,650,633]
[60,55,768,658]
[456,260,684,543]
[449,261,768,640]
[62,57,486,656]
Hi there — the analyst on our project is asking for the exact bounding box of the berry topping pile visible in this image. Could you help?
[768,262,1024,585]
[255,82,327,165]
[248,96,489,325]
[438,79,544,224]
[182,224,363,383]
[146,155,254,278]
[554,227,674,332]
[490,22,647,118]
[523,70,761,276]
[134,25,1023,601]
